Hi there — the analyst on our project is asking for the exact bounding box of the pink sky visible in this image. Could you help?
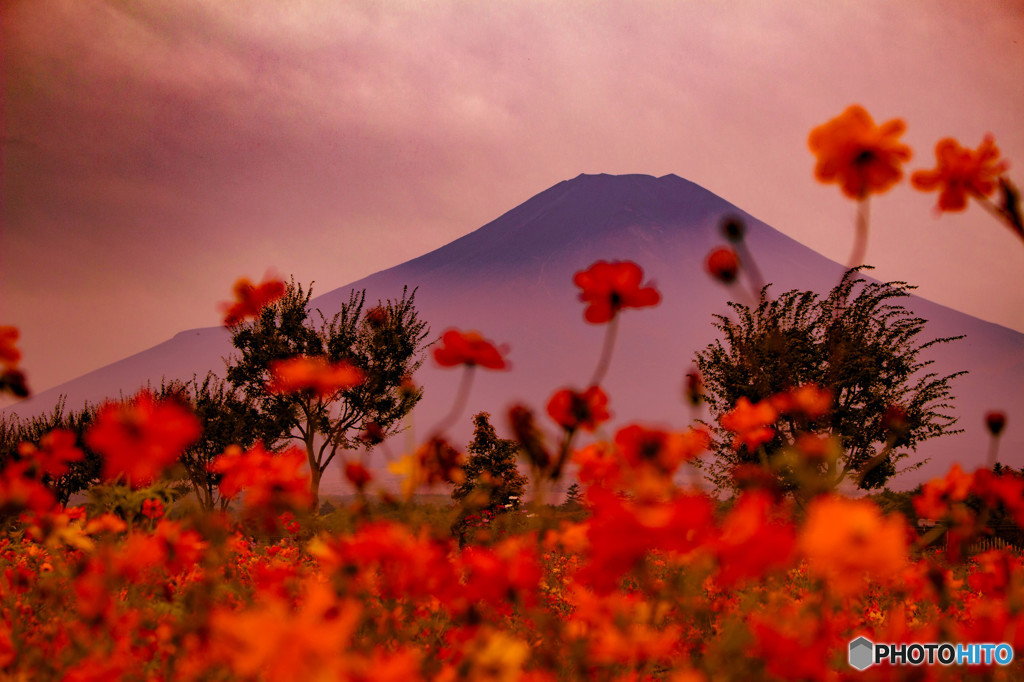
[2,0,1023,397]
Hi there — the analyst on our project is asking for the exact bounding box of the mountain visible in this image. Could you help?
[10,174,1023,493]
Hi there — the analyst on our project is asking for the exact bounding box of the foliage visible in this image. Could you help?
[694,268,964,495]
[226,280,429,507]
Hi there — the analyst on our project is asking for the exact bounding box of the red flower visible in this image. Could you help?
[985,410,1007,436]
[0,326,21,370]
[433,329,507,370]
[222,275,286,327]
[18,429,84,478]
[705,247,740,284]
[209,444,312,512]
[573,260,661,324]
[809,105,911,199]
[344,461,373,491]
[86,392,201,488]
[911,135,1008,211]
[720,397,778,451]
[141,498,165,520]
[614,424,709,476]
[546,386,610,432]
[266,355,364,397]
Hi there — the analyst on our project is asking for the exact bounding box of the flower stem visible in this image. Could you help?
[589,315,619,387]
[431,366,475,435]
[846,198,871,268]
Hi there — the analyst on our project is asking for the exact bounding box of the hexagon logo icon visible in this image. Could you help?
[849,637,874,671]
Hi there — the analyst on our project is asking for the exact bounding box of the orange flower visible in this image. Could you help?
[546,385,610,432]
[705,247,740,284]
[433,329,507,369]
[573,260,661,324]
[266,355,364,397]
[809,105,911,199]
[911,135,1008,211]
[85,391,201,488]
[913,462,974,520]
[0,326,21,370]
[209,444,312,512]
[222,275,286,326]
[720,397,777,451]
[799,495,908,596]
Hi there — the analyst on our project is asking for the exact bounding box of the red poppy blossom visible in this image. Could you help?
[86,392,201,488]
[209,444,312,512]
[546,385,610,432]
[705,247,740,284]
[985,410,1007,436]
[809,105,911,199]
[911,135,1008,212]
[573,260,661,324]
[222,275,286,327]
[433,329,507,370]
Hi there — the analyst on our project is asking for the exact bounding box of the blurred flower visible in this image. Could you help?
[705,247,740,284]
[720,397,777,451]
[0,326,21,370]
[266,355,364,397]
[985,410,1007,437]
[546,386,610,432]
[720,215,746,242]
[18,429,83,478]
[573,260,661,324]
[86,392,201,488]
[799,495,908,596]
[222,276,286,327]
[911,135,1008,211]
[344,460,372,492]
[913,463,974,520]
[614,424,709,476]
[209,444,313,513]
[433,329,507,370]
[809,105,911,199]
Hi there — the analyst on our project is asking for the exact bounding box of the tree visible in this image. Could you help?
[562,482,583,509]
[158,373,276,511]
[694,268,963,496]
[226,280,429,508]
[452,412,527,512]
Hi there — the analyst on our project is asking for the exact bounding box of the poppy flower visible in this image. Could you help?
[808,105,911,199]
[344,460,373,491]
[911,135,1008,211]
[705,247,740,284]
[546,385,610,432]
[18,429,83,478]
[433,329,507,369]
[86,391,201,488]
[266,355,364,397]
[573,260,661,324]
[209,444,312,512]
[222,275,286,327]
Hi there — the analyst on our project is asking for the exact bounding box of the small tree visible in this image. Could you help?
[453,412,527,512]
[226,280,429,508]
[694,268,963,495]
[562,482,583,509]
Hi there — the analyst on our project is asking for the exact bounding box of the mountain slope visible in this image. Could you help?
[11,174,1023,492]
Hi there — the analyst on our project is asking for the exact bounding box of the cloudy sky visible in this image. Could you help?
[3,0,1023,396]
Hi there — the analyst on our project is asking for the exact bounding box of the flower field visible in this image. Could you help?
[0,106,1022,680]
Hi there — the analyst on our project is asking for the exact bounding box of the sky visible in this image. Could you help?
[2,0,1023,398]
